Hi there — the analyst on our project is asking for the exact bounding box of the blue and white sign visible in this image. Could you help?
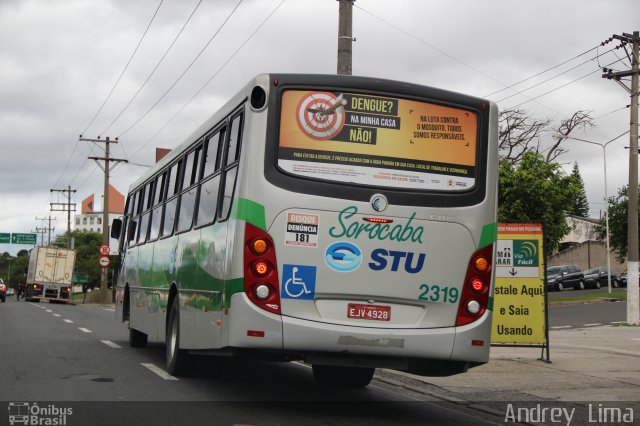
[324,241,362,272]
[282,264,316,300]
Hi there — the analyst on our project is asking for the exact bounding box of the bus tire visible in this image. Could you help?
[166,300,189,376]
[129,328,148,348]
[312,365,375,388]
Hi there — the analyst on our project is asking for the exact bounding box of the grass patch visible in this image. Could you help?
[71,292,86,302]
[548,290,627,304]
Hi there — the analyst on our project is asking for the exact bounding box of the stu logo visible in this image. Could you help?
[368,249,426,273]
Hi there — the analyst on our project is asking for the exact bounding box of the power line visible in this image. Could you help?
[50,138,83,190]
[80,0,165,136]
[99,0,204,137]
[594,104,634,120]
[68,143,97,187]
[485,46,611,98]
[129,0,288,160]
[494,56,603,103]
[117,0,244,138]
[505,58,628,109]
[49,0,163,208]
[354,4,507,89]
[353,4,563,113]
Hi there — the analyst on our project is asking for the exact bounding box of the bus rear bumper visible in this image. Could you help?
[227,293,492,372]
[284,310,490,357]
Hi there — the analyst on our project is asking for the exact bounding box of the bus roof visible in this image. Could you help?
[126,73,493,194]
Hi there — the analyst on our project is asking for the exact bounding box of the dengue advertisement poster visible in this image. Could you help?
[277,90,478,191]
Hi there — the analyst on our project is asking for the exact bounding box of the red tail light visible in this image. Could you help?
[456,244,493,326]
[244,223,281,314]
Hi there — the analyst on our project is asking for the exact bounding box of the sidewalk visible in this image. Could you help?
[381,325,640,417]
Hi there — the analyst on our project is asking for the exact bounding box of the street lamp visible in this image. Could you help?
[553,131,629,293]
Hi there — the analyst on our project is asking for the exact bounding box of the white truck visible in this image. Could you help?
[25,247,76,303]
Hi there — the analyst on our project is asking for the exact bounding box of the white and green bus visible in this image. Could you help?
[112,74,498,388]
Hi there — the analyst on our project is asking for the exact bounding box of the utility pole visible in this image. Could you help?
[35,216,56,246]
[32,227,46,247]
[79,135,127,303]
[602,31,640,325]
[337,0,354,75]
[50,185,76,249]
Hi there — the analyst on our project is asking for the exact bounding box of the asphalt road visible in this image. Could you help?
[0,297,502,426]
[548,300,627,329]
[546,287,629,329]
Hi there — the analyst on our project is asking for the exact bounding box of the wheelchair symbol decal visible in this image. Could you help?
[282,264,316,300]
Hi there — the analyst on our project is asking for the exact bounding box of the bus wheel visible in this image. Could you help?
[166,301,189,376]
[312,365,375,388]
[129,328,148,348]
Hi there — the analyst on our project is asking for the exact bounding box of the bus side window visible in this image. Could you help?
[128,189,143,247]
[225,114,242,167]
[162,160,182,237]
[137,181,154,244]
[154,172,166,206]
[176,146,202,233]
[183,145,201,188]
[120,198,132,252]
[137,211,150,244]
[148,172,167,242]
[218,113,242,220]
[195,175,221,227]
[202,130,223,178]
[218,167,237,220]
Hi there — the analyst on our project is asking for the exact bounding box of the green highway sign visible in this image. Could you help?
[0,233,9,244]
[73,274,89,284]
[10,233,37,245]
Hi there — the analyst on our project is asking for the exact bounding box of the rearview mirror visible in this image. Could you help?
[111,218,122,239]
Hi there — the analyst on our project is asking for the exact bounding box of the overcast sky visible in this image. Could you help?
[0,0,638,255]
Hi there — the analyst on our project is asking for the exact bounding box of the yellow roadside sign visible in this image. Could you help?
[491,223,546,345]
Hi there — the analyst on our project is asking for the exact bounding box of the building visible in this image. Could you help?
[548,215,625,273]
[74,184,125,255]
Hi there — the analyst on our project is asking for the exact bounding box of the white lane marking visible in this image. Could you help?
[63,319,74,323]
[45,309,52,313]
[141,363,179,381]
[611,321,626,324]
[584,323,602,327]
[631,338,640,342]
[292,361,311,369]
[103,308,115,312]
[78,327,93,333]
[551,326,572,329]
[53,314,61,317]
[101,340,122,349]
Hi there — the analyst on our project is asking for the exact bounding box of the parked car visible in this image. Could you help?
[545,265,585,291]
[619,267,640,287]
[582,267,618,289]
[7,287,15,296]
[0,279,6,302]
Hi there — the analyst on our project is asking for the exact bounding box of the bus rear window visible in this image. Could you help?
[277,90,478,191]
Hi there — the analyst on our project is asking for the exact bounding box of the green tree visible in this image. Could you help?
[595,185,638,263]
[17,249,29,257]
[0,254,28,287]
[568,162,589,217]
[498,152,578,253]
[71,231,103,289]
